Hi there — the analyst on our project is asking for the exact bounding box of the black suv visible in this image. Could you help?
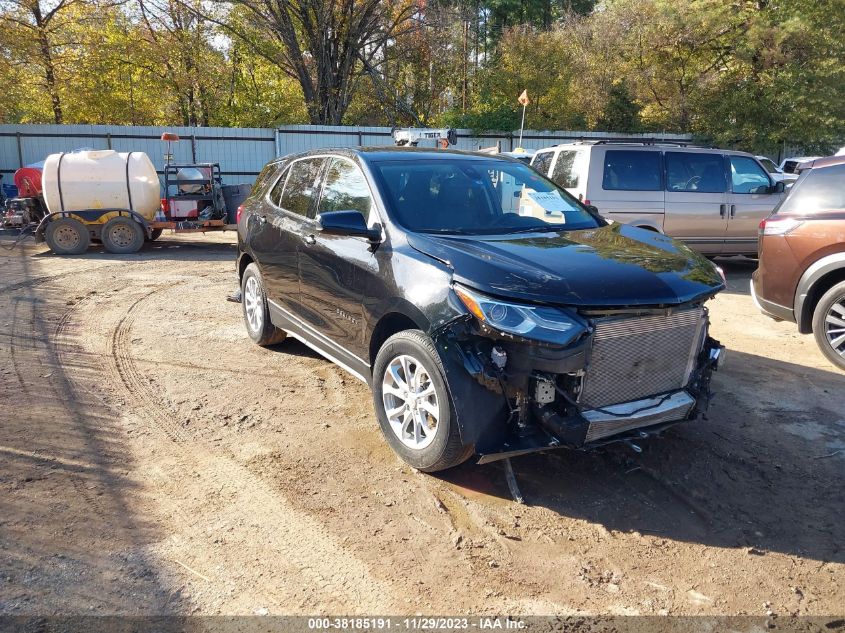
[237,148,725,472]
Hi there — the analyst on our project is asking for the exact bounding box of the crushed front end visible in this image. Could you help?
[434,286,725,463]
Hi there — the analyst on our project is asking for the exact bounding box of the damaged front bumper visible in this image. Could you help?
[433,306,725,465]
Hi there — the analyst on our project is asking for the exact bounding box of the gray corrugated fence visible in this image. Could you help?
[1,124,693,187]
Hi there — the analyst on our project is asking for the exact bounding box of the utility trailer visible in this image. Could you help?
[26,142,243,255]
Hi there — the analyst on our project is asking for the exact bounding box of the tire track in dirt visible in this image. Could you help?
[0,265,111,295]
[105,284,398,612]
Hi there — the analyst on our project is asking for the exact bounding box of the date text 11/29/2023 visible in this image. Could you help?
[307,617,526,630]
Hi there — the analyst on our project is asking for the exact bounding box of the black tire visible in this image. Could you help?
[102,216,144,254]
[147,228,163,241]
[812,280,845,371]
[241,263,286,346]
[372,329,474,472]
[45,218,90,255]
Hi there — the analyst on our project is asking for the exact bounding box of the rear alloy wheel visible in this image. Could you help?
[373,330,473,472]
[102,216,144,254]
[813,281,845,371]
[45,218,90,255]
[241,263,286,346]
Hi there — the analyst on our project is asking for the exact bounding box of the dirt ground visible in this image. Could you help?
[0,232,843,618]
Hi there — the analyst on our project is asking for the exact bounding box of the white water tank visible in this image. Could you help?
[42,150,160,221]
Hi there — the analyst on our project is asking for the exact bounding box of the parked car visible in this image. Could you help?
[752,155,845,371]
[236,148,726,471]
[755,156,798,184]
[779,156,822,174]
[530,142,785,256]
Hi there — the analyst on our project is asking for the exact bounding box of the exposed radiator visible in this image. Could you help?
[579,307,706,409]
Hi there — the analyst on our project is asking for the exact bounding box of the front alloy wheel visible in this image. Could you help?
[382,354,440,450]
[373,330,473,472]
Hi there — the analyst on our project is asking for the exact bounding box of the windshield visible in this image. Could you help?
[759,158,778,174]
[371,158,601,235]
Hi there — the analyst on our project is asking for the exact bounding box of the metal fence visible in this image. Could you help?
[1,123,693,187]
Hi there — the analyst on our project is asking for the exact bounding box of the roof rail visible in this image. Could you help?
[554,138,716,149]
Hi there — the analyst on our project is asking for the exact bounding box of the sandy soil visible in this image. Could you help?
[0,233,843,617]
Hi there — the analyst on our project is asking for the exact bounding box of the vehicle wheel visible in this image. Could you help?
[147,228,163,241]
[241,263,286,346]
[373,330,473,472]
[45,218,89,255]
[102,217,144,254]
[812,281,845,371]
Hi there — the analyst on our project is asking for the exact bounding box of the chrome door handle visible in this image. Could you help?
[719,204,726,218]
[730,204,736,218]
[303,234,316,245]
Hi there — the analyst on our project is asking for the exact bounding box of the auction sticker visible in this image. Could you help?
[525,191,568,218]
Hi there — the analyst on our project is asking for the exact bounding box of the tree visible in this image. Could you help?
[201,0,421,125]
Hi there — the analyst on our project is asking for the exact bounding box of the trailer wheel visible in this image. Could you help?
[45,218,90,255]
[102,217,144,254]
[147,228,163,241]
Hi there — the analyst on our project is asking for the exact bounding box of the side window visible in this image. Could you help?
[730,157,772,194]
[318,159,373,220]
[532,151,554,175]
[603,150,662,191]
[279,158,325,217]
[252,162,281,199]
[268,167,289,206]
[550,151,580,188]
[665,152,726,193]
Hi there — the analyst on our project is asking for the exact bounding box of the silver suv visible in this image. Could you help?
[531,142,785,255]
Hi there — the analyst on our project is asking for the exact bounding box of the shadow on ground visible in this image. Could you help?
[0,251,174,613]
[440,349,845,565]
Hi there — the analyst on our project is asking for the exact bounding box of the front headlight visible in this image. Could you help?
[454,284,587,345]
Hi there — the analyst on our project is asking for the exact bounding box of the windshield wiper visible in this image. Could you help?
[505,225,563,234]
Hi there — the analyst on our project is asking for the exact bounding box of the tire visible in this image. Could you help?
[45,218,90,255]
[102,216,144,254]
[241,263,286,346]
[372,329,473,472]
[147,228,163,241]
[812,280,845,371]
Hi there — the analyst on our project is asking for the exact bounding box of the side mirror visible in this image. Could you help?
[586,204,600,215]
[771,181,786,194]
[317,210,381,242]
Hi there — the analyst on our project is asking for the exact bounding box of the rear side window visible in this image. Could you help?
[730,157,771,194]
[268,167,289,206]
[550,151,580,188]
[665,152,726,193]
[603,150,662,191]
[252,162,281,198]
[318,159,373,219]
[778,164,845,214]
[532,151,554,175]
[280,158,325,217]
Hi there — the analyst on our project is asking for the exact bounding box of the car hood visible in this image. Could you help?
[407,223,724,307]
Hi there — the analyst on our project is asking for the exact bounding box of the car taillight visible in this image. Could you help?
[759,216,802,236]
[236,205,243,224]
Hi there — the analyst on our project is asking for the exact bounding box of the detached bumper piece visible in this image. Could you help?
[581,390,695,442]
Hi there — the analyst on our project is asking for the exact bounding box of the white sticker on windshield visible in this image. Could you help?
[527,191,569,213]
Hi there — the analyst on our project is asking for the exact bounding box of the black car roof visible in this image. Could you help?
[278,146,518,163]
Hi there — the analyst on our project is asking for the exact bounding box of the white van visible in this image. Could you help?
[530,142,785,255]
